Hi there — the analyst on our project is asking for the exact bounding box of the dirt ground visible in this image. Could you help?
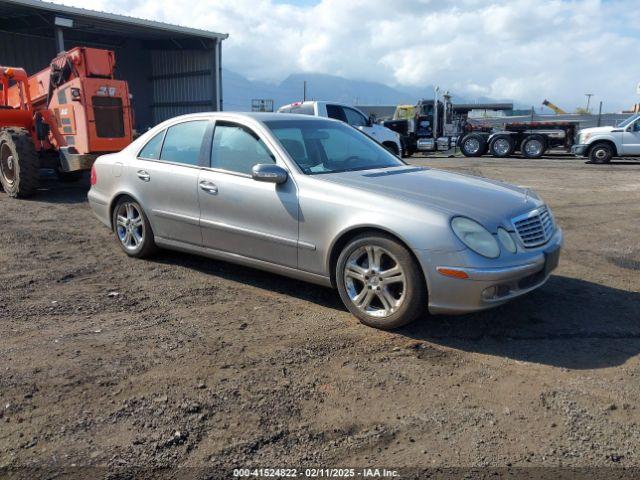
[1,155,639,478]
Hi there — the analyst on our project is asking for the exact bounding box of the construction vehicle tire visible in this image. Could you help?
[489,134,516,158]
[460,133,488,157]
[0,128,39,198]
[520,134,547,159]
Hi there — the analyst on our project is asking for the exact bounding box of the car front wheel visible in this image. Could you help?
[336,233,427,329]
[589,143,613,164]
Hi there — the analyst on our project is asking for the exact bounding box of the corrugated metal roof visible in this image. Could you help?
[0,0,228,40]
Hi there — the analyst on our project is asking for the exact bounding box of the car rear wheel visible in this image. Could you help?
[336,233,427,330]
[112,197,157,258]
[589,142,613,164]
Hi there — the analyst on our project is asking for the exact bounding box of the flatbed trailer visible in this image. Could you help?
[458,121,579,158]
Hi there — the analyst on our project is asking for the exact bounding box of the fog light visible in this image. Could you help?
[482,286,497,300]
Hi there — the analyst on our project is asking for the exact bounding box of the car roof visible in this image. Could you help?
[158,111,328,124]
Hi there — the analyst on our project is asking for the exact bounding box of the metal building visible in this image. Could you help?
[0,0,228,131]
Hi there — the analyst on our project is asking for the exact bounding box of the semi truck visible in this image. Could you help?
[383,94,583,159]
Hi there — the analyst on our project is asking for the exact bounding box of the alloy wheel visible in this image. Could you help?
[116,202,145,252]
[343,245,407,318]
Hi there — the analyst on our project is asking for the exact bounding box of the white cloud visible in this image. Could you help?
[53,0,640,111]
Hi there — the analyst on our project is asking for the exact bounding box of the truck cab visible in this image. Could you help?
[277,101,403,156]
[572,114,640,163]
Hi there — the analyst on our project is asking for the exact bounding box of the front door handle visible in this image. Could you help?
[137,170,150,182]
[199,180,218,194]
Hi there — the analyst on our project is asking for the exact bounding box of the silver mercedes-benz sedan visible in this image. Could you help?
[88,112,562,329]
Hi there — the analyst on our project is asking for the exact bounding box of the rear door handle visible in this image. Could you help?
[199,180,218,194]
[137,170,150,182]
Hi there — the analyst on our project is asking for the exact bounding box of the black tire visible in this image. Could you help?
[383,142,400,156]
[0,128,39,198]
[55,169,84,183]
[460,133,488,157]
[489,134,516,158]
[589,142,613,164]
[336,233,427,330]
[520,134,547,159]
[111,196,158,258]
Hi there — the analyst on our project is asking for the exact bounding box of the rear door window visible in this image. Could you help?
[159,120,208,166]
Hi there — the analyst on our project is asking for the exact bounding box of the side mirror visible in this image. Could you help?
[252,164,288,184]
[368,114,376,126]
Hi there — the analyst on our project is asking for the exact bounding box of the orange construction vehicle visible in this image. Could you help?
[0,47,133,197]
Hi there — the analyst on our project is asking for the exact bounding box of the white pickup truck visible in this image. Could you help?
[277,101,403,156]
[572,113,640,163]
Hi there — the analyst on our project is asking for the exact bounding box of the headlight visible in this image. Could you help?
[451,217,500,258]
[582,132,592,143]
[497,228,517,253]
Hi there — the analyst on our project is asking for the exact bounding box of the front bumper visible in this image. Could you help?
[571,144,588,156]
[415,227,563,315]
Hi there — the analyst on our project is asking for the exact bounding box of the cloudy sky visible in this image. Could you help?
[52,0,640,111]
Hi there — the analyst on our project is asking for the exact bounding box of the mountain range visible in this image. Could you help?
[221,69,517,112]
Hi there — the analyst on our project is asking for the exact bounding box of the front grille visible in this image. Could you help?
[512,207,554,247]
[92,96,125,138]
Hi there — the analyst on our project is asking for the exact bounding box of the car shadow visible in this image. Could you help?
[149,249,640,370]
[399,275,640,370]
[585,160,640,165]
[151,249,344,311]
[23,171,90,204]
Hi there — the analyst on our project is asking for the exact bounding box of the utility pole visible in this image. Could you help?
[303,81,307,102]
[585,93,594,113]
[597,101,603,127]
[433,86,440,141]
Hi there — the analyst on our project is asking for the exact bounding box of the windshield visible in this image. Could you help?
[618,114,640,128]
[265,119,405,174]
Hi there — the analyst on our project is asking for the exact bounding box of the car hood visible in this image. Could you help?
[580,126,616,135]
[319,166,543,229]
